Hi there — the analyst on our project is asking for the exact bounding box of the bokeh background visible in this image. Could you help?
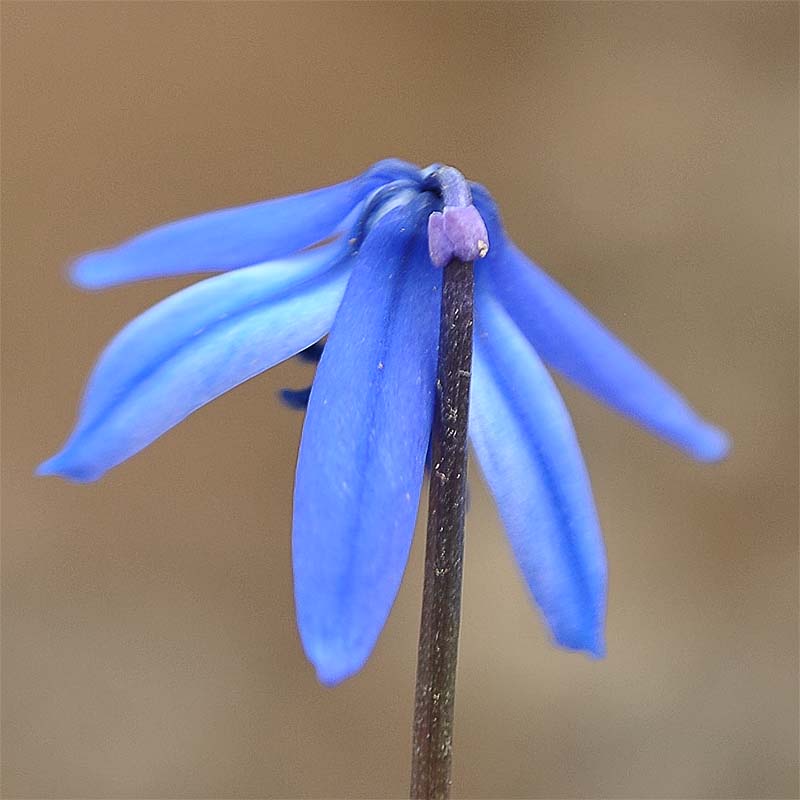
[2,2,797,798]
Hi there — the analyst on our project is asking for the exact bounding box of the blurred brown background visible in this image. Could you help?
[2,2,797,798]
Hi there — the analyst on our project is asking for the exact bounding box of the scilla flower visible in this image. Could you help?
[39,160,728,685]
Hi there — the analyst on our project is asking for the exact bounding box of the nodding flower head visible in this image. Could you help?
[38,159,729,685]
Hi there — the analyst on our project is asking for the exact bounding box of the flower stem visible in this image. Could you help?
[410,255,474,800]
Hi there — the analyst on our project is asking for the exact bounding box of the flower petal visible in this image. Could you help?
[38,244,350,482]
[472,187,729,462]
[292,196,440,685]
[71,160,419,289]
[470,279,607,656]
[84,243,340,428]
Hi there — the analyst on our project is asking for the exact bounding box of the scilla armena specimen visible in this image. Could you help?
[39,160,728,688]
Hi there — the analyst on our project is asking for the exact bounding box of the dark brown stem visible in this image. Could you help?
[410,256,474,800]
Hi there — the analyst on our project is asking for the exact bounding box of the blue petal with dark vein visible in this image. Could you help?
[71,160,420,289]
[472,187,729,461]
[292,196,440,685]
[38,244,350,482]
[470,279,607,656]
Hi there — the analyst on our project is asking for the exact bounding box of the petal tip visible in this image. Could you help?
[308,647,366,687]
[35,457,58,478]
[689,424,731,463]
[313,665,350,688]
[69,250,112,290]
[587,636,606,660]
[36,451,104,483]
[552,621,606,660]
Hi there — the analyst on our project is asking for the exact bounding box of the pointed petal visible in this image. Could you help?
[38,244,350,482]
[82,243,340,428]
[470,281,607,656]
[70,167,402,289]
[292,197,440,685]
[472,188,729,461]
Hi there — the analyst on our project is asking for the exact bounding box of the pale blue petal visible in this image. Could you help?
[71,161,417,289]
[38,245,350,482]
[470,279,607,656]
[79,243,340,430]
[292,196,440,685]
[472,188,729,461]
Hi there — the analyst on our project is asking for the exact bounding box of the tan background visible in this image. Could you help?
[2,2,797,798]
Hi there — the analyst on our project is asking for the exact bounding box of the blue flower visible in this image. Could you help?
[38,159,729,685]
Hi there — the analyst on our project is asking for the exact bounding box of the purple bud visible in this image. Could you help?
[427,204,489,268]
